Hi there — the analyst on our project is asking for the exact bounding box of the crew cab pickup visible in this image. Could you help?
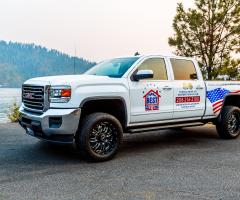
[19,55,240,161]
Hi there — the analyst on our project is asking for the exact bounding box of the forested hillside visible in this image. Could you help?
[0,41,96,87]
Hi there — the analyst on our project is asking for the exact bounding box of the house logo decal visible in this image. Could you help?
[143,90,161,111]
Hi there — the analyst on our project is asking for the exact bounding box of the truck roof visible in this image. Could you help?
[111,54,195,60]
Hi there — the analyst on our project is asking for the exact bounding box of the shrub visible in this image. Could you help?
[4,97,20,123]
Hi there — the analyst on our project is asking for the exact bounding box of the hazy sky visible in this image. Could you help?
[1,0,199,62]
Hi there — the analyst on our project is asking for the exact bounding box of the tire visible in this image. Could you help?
[216,106,240,139]
[75,113,123,162]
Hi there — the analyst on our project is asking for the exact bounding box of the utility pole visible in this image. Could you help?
[74,45,76,75]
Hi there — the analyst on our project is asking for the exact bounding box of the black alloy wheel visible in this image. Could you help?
[90,122,118,155]
[76,113,123,162]
[216,106,240,139]
[227,112,240,135]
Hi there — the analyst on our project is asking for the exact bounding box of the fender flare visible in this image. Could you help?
[217,93,240,121]
[79,96,128,128]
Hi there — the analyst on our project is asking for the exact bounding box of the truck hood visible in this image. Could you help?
[24,75,110,85]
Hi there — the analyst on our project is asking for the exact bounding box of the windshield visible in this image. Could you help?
[84,57,140,78]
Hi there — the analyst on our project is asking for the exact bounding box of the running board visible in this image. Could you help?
[125,122,204,134]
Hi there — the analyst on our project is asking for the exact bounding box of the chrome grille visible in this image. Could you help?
[22,85,45,111]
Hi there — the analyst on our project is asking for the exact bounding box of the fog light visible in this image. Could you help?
[49,117,62,128]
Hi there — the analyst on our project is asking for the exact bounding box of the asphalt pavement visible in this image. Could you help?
[1,123,240,199]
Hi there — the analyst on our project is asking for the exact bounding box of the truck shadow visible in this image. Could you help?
[123,126,218,146]
[34,141,83,162]
[31,126,219,162]
[120,126,219,154]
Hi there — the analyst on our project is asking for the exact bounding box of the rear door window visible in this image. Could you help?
[170,59,198,80]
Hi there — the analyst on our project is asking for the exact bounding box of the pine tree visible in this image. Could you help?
[220,58,240,80]
[168,0,240,80]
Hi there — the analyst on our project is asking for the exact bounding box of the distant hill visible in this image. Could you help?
[0,41,96,88]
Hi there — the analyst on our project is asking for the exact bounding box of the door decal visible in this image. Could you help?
[206,87,239,114]
[143,90,161,111]
[183,83,193,90]
[176,96,200,103]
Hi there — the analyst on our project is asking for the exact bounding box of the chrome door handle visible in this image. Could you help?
[163,86,172,90]
[196,85,204,89]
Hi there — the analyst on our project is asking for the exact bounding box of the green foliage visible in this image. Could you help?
[4,97,20,123]
[220,58,240,80]
[0,41,96,88]
[168,0,240,80]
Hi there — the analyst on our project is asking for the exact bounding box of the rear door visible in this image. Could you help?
[169,58,206,119]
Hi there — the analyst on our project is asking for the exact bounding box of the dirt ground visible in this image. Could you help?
[204,122,216,127]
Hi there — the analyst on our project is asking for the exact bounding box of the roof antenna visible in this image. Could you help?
[74,45,76,75]
[134,52,140,56]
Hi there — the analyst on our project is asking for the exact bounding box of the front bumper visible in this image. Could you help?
[18,106,81,144]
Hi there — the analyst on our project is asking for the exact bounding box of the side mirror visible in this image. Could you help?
[133,70,153,81]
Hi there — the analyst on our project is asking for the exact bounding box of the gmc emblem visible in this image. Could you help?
[25,93,34,99]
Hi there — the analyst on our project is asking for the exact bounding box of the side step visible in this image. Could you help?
[125,122,204,134]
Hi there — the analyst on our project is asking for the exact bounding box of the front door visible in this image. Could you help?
[128,57,174,123]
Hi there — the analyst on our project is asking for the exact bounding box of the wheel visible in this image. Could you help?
[216,106,240,139]
[75,113,123,162]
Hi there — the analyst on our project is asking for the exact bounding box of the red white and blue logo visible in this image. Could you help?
[143,90,161,111]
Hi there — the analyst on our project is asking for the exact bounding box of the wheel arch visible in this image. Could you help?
[79,96,128,129]
[217,94,240,120]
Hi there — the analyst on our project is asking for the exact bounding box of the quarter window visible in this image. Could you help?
[170,59,198,80]
[134,58,167,80]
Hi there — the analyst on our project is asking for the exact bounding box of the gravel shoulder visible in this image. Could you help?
[1,123,240,199]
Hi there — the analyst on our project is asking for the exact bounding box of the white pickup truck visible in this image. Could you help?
[19,55,240,161]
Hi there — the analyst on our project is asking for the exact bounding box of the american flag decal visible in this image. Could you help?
[206,88,229,114]
[207,88,240,114]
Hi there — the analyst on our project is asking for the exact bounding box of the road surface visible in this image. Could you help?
[1,123,240,199]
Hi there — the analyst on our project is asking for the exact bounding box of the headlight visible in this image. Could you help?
[49,86,71,103]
